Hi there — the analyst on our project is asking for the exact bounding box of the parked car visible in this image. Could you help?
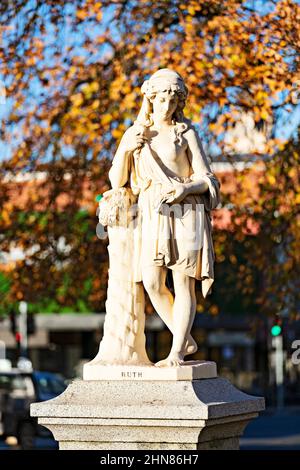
[0,365,67,449]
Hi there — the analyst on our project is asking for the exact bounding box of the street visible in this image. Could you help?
[241,407,300,450]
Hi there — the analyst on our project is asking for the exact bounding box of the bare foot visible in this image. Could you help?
[184,335,198,356]
[155,352,185,367]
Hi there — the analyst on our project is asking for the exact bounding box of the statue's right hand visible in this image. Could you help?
[126,128,147,153]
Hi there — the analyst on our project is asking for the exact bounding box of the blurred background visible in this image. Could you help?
[0,0,299,450]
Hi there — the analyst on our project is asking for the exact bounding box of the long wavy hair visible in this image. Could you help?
[134,69,190,145]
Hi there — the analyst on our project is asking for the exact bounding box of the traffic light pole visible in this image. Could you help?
[272,335,284,410]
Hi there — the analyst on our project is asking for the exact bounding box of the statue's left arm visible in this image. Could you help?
[184,127,221,210]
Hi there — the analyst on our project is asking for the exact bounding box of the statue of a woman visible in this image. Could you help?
[86,69,220,373]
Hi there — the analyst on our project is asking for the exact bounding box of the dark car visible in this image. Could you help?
[0,369,67,449]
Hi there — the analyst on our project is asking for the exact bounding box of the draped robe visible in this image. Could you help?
[129,126,220,298]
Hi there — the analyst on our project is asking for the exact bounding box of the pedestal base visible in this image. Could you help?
[31,378,265,450]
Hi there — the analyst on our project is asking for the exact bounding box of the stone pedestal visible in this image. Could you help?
[30,375,265,450]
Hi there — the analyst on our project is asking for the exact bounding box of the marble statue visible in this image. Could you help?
[31,90,265,448]
[89,68,220,370]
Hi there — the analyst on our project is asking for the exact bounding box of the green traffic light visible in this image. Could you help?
[271,325,282,336]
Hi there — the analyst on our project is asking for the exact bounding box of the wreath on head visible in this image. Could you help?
[142,76,187,111]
